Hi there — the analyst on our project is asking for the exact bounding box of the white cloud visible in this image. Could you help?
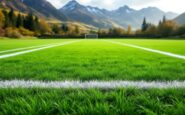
[47,0,185,14]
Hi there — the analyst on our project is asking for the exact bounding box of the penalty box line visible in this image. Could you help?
[0,80,185,89]
[0,40,80,59]
[105,40,185,60]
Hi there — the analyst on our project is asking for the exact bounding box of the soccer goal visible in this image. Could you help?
[85,34,98,39]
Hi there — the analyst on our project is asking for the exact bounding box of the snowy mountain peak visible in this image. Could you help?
[116,5,135,13]
[68,0,79,5]
[62,0,80,11]
[86,6,103,15]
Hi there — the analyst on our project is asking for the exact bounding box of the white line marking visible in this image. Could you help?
[105,40,185,60]
[0,80,185,89]
[0,42,62,54]
[0,41,79,59]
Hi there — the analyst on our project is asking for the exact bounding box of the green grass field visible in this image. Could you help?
[0,39,185,81]
[1,88,185,115]
[0,39,72,52]
[0,38,185,114]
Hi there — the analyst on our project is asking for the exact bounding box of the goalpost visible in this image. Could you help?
[85,34,98,39]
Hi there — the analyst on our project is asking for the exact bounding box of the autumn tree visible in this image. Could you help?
[38,19,51,34]
[158,20,177,37]
[98,29,108,36]
[145,25,157,35]
[0,10,5,28]
[127,25,132,35]
[175,26,185,36]
[2,10,9,28]
[109,28,125,36]
[74,25,80,35]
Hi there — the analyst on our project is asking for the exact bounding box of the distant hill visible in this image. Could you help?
[174,12,185,25]
[60,0,178,29]
[0,0,68,21]
[0,0,39,14]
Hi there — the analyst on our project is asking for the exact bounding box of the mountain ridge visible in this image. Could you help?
[0,0,179,29]
[59,0,178,29]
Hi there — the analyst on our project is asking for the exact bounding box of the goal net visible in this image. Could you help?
[85,34,98,39]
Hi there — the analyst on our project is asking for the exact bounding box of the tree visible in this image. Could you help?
[141,17,148,32]
[34,16,39,31]
[98,29,108,36]
[145,25,157,35]
[127,25,132,35]
[113,28,125,36]
[158,20,177,37]
[8,8,16,27]
[175,26,185,36]
[162,15,166,23]
[38,19,51,34]
[61,24,69,33]
[74,25,80,35]
[2,10,9,27]
[0,10,5,28]
[52,24,61,34]
[24,13,36,31]
[108,28,113,36]
[16,13,24,28]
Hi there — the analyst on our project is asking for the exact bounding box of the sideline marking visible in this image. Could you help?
[0,42,64,54]
[0,41,79,59]
[0,80,185,89]
[105,40,185,60]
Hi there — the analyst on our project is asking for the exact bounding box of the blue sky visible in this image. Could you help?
[47,0,185,14]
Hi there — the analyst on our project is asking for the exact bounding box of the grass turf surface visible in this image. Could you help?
[0,38,185,114]
[0,88,185,115]
[0,39,72,52]
[0,39,184,81]
[116,39,185,55]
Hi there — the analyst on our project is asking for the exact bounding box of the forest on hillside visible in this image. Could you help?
[0,9,185,38]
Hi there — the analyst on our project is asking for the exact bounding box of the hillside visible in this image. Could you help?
[23,0,68,21]
[174,12,185,25]
[0,0,68,21]
[47,21,98,33]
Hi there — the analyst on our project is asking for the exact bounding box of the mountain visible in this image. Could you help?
[0,0,38,14]
[23,0,67,21]
[111,7,178,29]
[60,0,178,29]
[174,12,185,25]
[0,0,178,29]
[0,0,67,21]
[109,6,137,28]
[60,0,121,28]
